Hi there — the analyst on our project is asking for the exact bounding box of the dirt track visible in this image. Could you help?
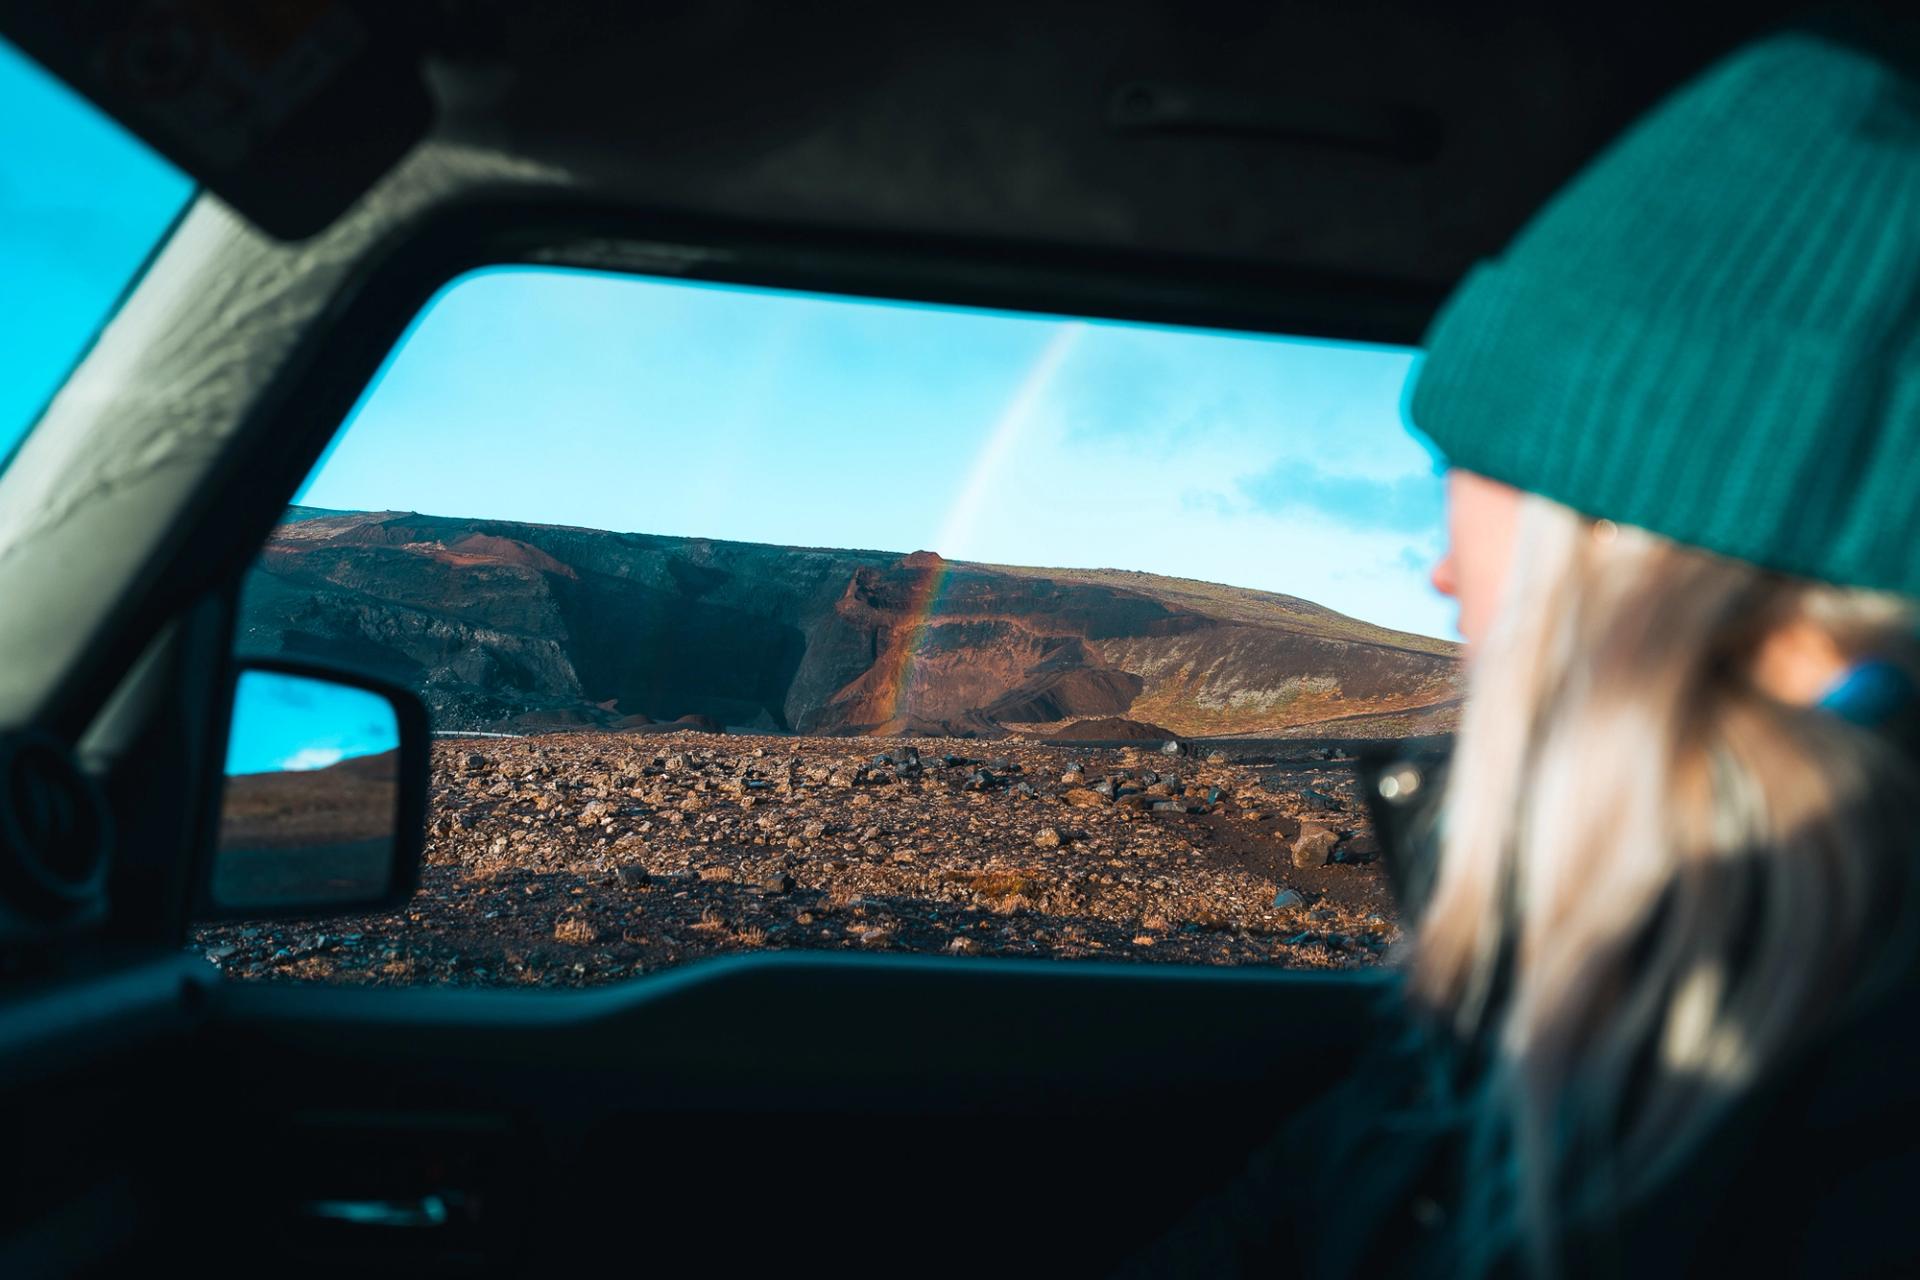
[194,731,1403,986]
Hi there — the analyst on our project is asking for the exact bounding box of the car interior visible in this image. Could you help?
[0,2,1825,1274]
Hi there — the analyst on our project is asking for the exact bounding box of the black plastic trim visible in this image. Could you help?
[210,948,1395,1109]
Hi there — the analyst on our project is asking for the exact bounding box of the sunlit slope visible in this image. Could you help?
[244,510,1459,737]
[980,562,1457,656]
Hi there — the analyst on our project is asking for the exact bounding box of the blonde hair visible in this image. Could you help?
[1412,494,1920,1265]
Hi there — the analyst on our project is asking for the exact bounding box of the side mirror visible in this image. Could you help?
[197,660,430,920]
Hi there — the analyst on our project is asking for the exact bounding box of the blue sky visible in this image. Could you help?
[306,270,1456,638]
[0,38,192,462]
[226,671,399,776]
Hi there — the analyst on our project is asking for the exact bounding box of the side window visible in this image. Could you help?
[201,268,1458,986]
[0,36,192,465]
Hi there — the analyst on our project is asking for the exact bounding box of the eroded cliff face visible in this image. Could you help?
[240,510,1459,737]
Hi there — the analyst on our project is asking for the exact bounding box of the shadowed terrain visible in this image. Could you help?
[214,750,400,908]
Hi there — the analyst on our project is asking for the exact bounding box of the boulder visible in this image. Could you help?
[1292,822,1339,868]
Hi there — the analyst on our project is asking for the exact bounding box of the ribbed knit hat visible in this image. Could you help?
[1408,22,1920,596]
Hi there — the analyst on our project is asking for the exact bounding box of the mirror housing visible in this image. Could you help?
[196,658,429,921]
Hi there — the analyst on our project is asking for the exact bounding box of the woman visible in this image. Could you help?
[1126,17,1920,1278]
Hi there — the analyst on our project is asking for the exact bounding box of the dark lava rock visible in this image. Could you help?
[761,871,796,895]
[1302,787,1341,812]
[615,865,650,887]
[1341,833,1381,863]
[1049,716,1179,742]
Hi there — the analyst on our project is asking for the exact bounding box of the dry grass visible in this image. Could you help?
[945,868,1043,898]
[553,915,599,945]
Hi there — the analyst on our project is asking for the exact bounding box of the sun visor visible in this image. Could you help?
[0,0,431,240]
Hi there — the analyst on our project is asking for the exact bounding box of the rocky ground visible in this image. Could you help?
[193,731,1402,987]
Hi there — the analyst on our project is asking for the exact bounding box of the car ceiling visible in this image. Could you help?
[6,0,1812,324]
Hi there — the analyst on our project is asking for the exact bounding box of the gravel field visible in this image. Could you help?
[194,730,1403,986]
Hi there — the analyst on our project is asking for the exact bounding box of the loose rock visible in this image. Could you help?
[1292,823,1339,868]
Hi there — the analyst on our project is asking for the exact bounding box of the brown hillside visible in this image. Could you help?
[239,509,1459,738]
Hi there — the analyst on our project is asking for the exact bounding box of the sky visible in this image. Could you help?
[0,37,193,463]
[225,670,400,776]
[305,270,1457,638]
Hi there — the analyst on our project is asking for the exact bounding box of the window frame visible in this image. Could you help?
[31,193,1446,948]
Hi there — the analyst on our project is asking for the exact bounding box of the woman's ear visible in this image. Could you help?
[1751,616,1850,705]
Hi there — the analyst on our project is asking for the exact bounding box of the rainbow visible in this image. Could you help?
[879,323,1083,726]
[871,555,956,729]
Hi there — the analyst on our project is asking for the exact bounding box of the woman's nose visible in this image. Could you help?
[1430,551,1458,599]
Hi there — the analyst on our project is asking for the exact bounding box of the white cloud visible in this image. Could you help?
[279,745,346,772]
[943,371,1456,639]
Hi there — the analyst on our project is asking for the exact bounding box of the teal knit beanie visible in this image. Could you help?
[1408,24,1920,597]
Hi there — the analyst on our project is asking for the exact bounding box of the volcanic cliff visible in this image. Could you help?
[238,509,1459,738]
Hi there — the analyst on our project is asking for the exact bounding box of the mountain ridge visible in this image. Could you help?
[248,508,1459,737]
